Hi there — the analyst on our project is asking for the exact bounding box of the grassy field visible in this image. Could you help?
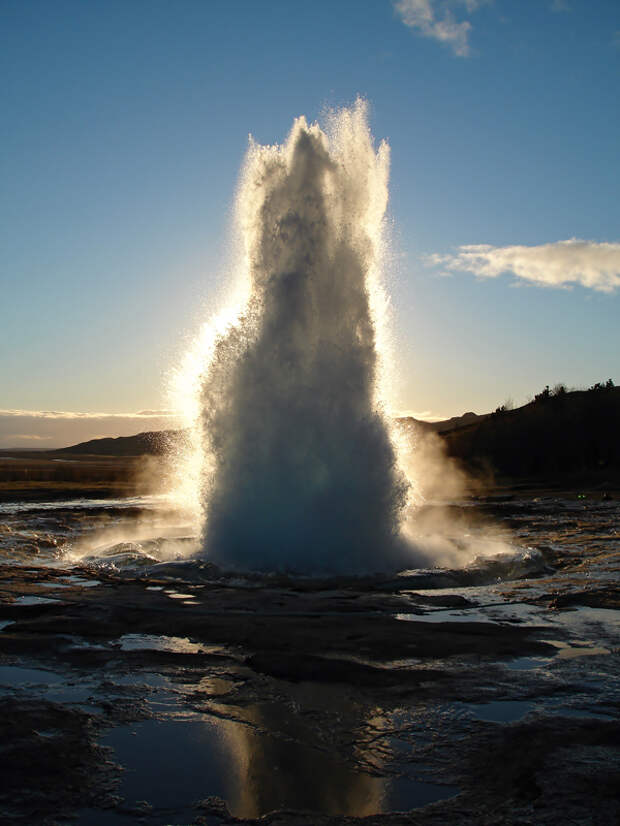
[0,452,165,501]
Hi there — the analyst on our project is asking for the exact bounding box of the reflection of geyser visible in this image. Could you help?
[180,101,417,574]
[219,685,387,818]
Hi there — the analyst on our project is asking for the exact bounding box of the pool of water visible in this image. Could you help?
[14,595,63,606]
[102,714,458,820]
[118,634,206,653]
[462,700,534,723]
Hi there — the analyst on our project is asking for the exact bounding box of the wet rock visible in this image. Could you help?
[246,652,447,688]
[0,698,120,824]
[406,592,474,608]
[548,587,620,610]
[197,795,231,817]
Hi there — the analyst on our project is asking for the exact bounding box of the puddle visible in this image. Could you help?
[0,664,94,703]
[506,655,550,671]
[66,637,109,651]
[36,581,72,589]
[0,620,15,631]
[164,591,195,600]
[0,495,165,516]
[385,775,458,813]
[67,577,102,587]
[398,599,553,627]
[15,595,62,606]
[111,672,169,688]
[463,700,534,723]
[555,606,620,635]
[101,718,234,818]
[118,634,206,654]
[544,706,615,720]
[547,640,611,659]
[0,665,65,687]
[396,610,495,624]
[193,676,237,696]
[44,683,96,704]
[103,715,457,819]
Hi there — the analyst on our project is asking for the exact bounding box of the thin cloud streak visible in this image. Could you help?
[8,434,54,441]
[0,409,179,420]
[396,410,448,422]
[427,239,620,292]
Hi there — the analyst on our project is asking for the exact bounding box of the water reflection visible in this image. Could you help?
[222,687,386,817]
[104,675,456,819]
[220,684,458,816]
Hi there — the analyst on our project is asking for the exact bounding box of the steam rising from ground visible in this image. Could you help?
[164,102,513,574]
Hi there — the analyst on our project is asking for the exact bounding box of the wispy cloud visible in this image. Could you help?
[396,410,448,422]
[136,409,177,417]
[6,434,54,441]
[427,239,620,292]
[394,0,486,57]
[0,409,178,420]
[0,409,182,449]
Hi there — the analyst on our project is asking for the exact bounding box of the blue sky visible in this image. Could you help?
[2,0,619,446]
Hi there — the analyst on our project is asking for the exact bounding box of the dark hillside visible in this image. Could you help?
[397,411,487,434]
[57,430,182,456]
[442,386,620,479]
[49,387,620,485]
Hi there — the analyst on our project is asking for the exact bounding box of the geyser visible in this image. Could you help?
[176,101,413,573]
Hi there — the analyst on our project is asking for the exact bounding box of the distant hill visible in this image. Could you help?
[57,412,486,456]
[57,430,184,456]
[441,386,620,479]
[56,387,620,482]
[397,411,488,434]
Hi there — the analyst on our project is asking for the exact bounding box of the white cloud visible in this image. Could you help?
[394,0,484,56]
[427,239,620,292]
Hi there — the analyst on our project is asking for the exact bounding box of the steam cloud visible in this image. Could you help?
[191,102,412,574]
[167,103,516,575]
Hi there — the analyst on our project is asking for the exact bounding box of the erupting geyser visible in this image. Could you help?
[174,101,414,573]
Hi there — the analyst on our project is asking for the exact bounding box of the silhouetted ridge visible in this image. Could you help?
[58,430,183,456]
[397,411,488,434]
[442,386,620,477]
[58,386,619,479]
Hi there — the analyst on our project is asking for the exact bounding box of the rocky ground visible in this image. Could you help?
[0,492,618,825]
